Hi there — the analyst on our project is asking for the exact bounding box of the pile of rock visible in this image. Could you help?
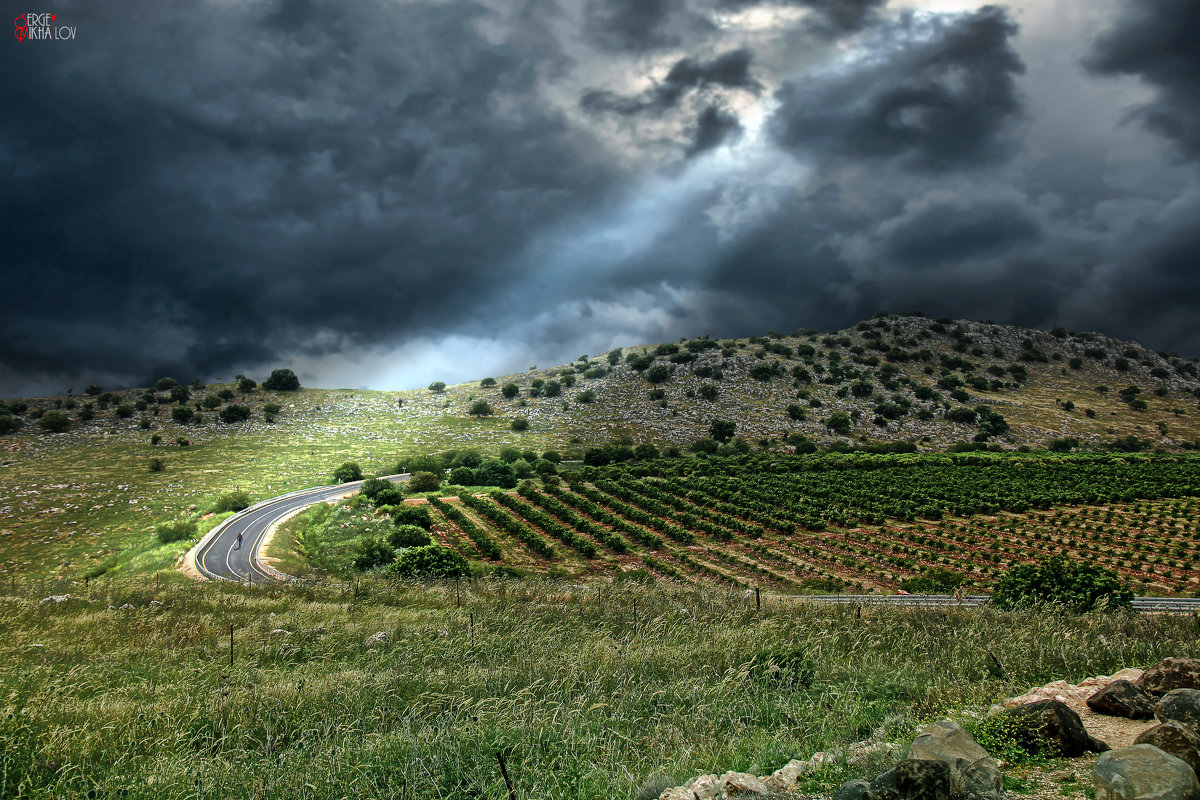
[650,657,1200,800]
[1087,657,1200,800]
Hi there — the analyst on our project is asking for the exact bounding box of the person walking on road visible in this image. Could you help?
[235,531,243,550]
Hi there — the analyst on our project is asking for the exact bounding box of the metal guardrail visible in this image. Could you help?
[794,594,1200,612]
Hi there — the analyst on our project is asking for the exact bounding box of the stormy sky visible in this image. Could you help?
[2,0,1198,395]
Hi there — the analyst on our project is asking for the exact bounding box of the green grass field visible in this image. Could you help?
[1,575,1195,800]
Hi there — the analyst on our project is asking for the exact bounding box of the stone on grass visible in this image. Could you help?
[999,699,1109,757]
[1088,680,1157,720]
[40,595,70,604]
[907,720,1003,800]
[718,771,769,796]
[1139,659,1200,695]
[1157,689,1200,730]
[833,779,873,800]
[764,754,834,792]
[1094,744,1200,800]
[364,631,389,645]
[1135,722,1200,775]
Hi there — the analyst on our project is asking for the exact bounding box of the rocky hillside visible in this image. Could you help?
[461,312,1200,453]
[3,313,1199,458]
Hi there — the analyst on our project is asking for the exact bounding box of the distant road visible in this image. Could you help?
[190,475,408,582]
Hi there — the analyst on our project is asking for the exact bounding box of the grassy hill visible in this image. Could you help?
[1,313,1199,582]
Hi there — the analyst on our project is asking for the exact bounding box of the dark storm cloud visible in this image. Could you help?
[4,0,1200,397]
[581,47,761,115]
[582,0,713,52]
[716,0,886,36]
[686,106,743,158]
[0,0,621,391]
[770,5,1025,172]
[879,198,1041,269]
[1084,0,1200,159]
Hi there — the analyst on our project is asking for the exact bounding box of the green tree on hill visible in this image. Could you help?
[263,369,301,391]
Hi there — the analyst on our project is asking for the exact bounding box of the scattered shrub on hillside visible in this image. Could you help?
[38,411,72,433]
[407,471,441,493]
[154,519,196,544]
[352,537,396,571]
[690,437,719,455]
[148,458,166,473]
[402,455,445,479]
[468,400,493,417]
[991,556,1133,613]
[427,381,447,393]
[698,383,719,401]
[709,419,736,442]
[388,544,470,579]
[510,417,529,432]
[480,378,497,387]
[218,388,235,400]
[219,404,252,424]
[263,369,301,391]
[0,415,22,435]
[263,403,282,415]
[333,462,363,483]
[155,377,179,391]
[826,412,852,435]
[213,490,252,513]
[171,406,195,424]
[645,365,670,384]
[1047,437,1080,453]
[202,395,222,410]
[501,383,519,399]
[238,376,257,393]
[901,568,965,594]
[388,524,432,549]
[577,389,596,404]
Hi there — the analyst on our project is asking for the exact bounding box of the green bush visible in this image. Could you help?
[389,524,432,549]
[449,466,477,485]
[468,400,493,417]
[148,458,166,473]
[407,471,441,493]
[154,519,197,544]
[480,378,497,387]
[645,365,670,384]
[511,417,529,432]
[826,412,852,435]
[388,544,470,579]
[391,504,433,529]
[352,537,396,571]
[38,411,72,433]
[334,462,363,483]
[155,377,179,391]
[501,383,519,399]
[0,415,22,435]
[428,381,447,393]
[709,419,736,442]
[403,455,445,478]
[202,395,222,410]
[213,490,252,513]
[171,405,195,424]
[263,369,301,391]
[991,556,1133,613]
[360,477,395,502]
[219,405,252,424]
[238,377,257,393]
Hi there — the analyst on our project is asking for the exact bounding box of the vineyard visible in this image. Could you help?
[405,453,1200,594]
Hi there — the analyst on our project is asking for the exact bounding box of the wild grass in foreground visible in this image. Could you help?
[1,577,1196,800]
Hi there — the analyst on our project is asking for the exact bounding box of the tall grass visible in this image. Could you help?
[1,576,1195,799]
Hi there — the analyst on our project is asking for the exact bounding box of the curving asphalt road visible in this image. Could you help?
[192,475,408,582]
